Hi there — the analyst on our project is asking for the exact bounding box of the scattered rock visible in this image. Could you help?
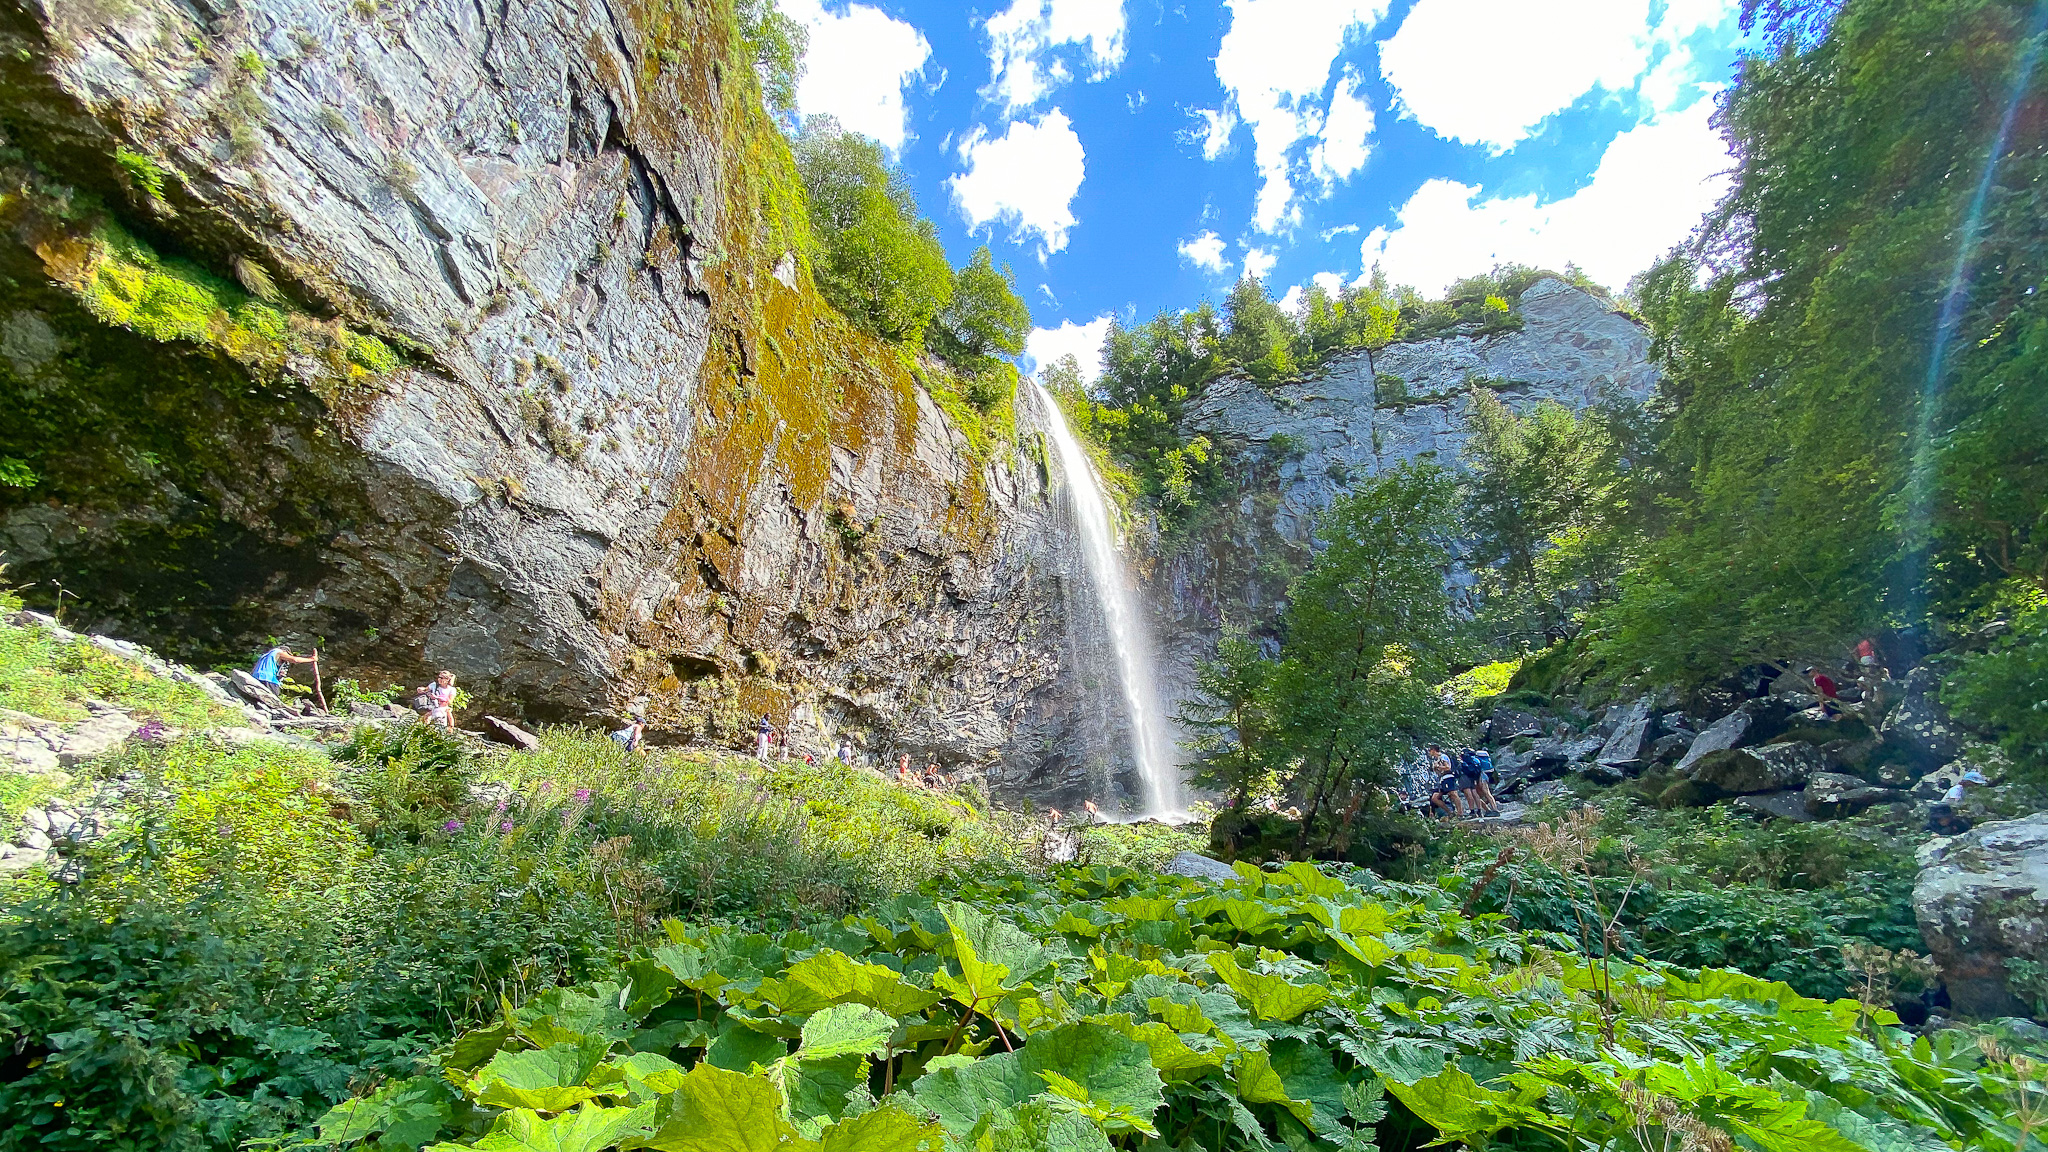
[1659,711,1701,736]
[1731,790,1813,822]
[57,713,139,767]
[1687,741,1823,796]
[1576,762,1628,787]
[349,701,394,719]
[1884,667,1966,766]
[229,670,284,709]
[1648,733,1690,764]
[1162,851,1240,882]
[1913,812,2048,1018]
[1489,705,1545,742]
[1517,780,1566,806]
[1674,706,1755,773]
[1596,695,1655,766]
[483,716,542,752]
[1803,772,1901,819]
[0,847,49,872]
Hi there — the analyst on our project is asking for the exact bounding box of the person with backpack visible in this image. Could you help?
[1458,748,1500,816]
[756,714,775,761]
[418,670,458,731]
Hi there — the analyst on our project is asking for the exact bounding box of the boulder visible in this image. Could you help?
[1597,696,1656,766]
[1674,706,1755,773]
[1518,780,1565,806]
[1489,705,1545,741]
[1913,813,2048,1018]
[1576,762,1627,787]
[229,670,284,709]
[1659,711,1701,736]
[1687,741,1824,796]
[1802,772,1901,820]
[1884,667,1965,766]
[0,846,49,872]
[57,713,139,767]
[349,701,393,719]
[483,716,542,752]
[1732,790,1813,822]
[1649,733,1690,764]
[1162,851,1241,882]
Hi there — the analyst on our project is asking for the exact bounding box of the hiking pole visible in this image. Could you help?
[311,647,329,713]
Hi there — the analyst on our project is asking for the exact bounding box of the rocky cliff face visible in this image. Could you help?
[1151,278,1659,699]
[0,0,1130,802]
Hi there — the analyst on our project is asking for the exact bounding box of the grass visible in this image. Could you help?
[0,605,231,727]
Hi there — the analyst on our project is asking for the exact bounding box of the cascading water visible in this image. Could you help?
[1031,381,1181,817]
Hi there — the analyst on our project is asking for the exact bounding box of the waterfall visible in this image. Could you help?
[1031,381,1181,817]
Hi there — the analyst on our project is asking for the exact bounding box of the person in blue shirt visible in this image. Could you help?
[252,644,314,689]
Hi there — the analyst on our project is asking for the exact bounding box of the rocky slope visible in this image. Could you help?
[0,0,1149,800]
[1149,277,1659,697]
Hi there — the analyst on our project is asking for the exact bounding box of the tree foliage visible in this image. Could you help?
[1592,0,2048,688]
[790,117,954,346]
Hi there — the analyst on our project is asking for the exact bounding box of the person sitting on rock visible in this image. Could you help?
[252,644,314,692]
[923,758,940,789]
[418,670,458,731]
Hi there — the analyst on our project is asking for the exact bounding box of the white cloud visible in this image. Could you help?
[1278,284,1305,312]
[1191,107,1238,159]
[1358,99,1731,293]
[1213,0,1389,231]
[780,0,932,153]
[1311,270,1344,295]
[1310,72,1374,182]
[949,109,1088,256]
[1025,314,1116,382]
[1379,0,1734,151]
[984,0,1127,112]
[1242,244,1278,281]
[1320,223,1360,241]
[1178,230,1231,274]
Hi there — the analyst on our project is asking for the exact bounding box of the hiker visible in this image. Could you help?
[418,670,458,731]
[756,714,775,761]
[1083,799,1099,820]
[1855,638,1889,709]
[1459,749,1500,816]
[896,752,912,784]
[611,715,646,754]
[1928,767,1988,835]
[923,757,940,789]
[253,644,315,692]
[1429,769,1462,819]
[836,737,853,765]
[1804,666,1843,715]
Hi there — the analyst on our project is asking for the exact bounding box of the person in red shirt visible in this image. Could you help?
[1804,666,1842,715]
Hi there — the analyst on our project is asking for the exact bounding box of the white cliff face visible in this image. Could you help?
[1154,278,1660,706]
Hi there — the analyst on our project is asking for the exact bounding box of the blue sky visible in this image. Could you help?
[777,0,1749,380]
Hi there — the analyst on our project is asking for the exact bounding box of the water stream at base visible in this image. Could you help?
[1031,381,1181,818]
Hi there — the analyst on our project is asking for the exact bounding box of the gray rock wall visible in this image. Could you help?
[1153,278,1659,708]
[0,0,1138,806]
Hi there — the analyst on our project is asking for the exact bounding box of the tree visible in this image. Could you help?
[736,0,808,115]
[791,116,953,344]
[1591,0,2048,685]
[1263,464,1462,856]
[1220,276,1295,383]
[1462,388,1625,649]
[1177,626,1277,807]
[928,246,1030,410]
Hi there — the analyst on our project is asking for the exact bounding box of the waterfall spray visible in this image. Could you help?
[1032,381,1180,817]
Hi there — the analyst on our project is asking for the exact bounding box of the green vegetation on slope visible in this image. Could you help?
[305,861,2042,1152]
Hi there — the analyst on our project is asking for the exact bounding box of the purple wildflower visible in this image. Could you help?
[536,781,551,793]
[135,719,167,742]
[500,820,514,833]
[443,818,464,833]
[573,787,592,804]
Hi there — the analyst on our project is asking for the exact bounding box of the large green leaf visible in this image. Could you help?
[315,1077,460,1148]
[815,1104,945,1152]
[975,1098,1114,1152]
[433,1103,654,1152]
[796,1003,896,1062]
[751,951,942,1017]
[941,901,1052,1005]
[636,1063,808,1152]
[1266,1038,1349,1136]
[1207,953,1330,1022]
[912,1052,1040,1137]
[1382,1064,1508,1141]
[471,1039,616,1113]
[705,1021,788,1072]
[1015,1021,1165,1128]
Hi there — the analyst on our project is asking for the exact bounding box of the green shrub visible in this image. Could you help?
[311,862,2021,1152]
[0,611,229,727]
[1945,592,2048,780]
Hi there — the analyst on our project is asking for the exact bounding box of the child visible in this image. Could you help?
[419,671,458,731]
